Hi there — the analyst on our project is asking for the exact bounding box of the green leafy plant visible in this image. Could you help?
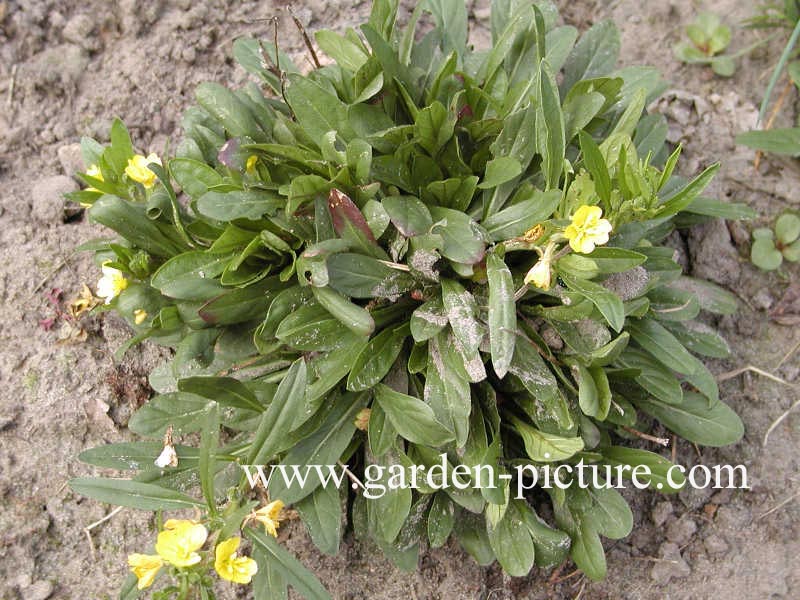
[751,212,800,269]
[66,1,751,597]
[674,13,736,76]
[737,3,800,155]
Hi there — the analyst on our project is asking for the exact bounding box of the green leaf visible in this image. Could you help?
[562,247,647,274]
[170,158,223,199]
[441,278,484,355]
[426,333,472,447]
[368,400,398,457]
[315,30,369,72]
[276,303,351,351]
[69,478,203,510]
[382,196,433,237]
[661,321,730,359]
[178,376,264,412]
[508,332,571,429]
[658,163,719,216]
[268,392,366,503]
[671,276,737,315]
[510,417,584,462]
[536,60,566,190]
[427,492,456,548]
[410,296,448,342]
[347,324,408,391]
[197,190,282,221]
[425,0,468,59]
[601,447,686,493]
[248,359,308,465]
[196,82,266,140]
[296,483,342,555]
[430,207,486,264]
[247,529,332,600]
[736,128,800,156]
[683,197,756,220]
[128,392,219,437]
[560,273,625,332]
[616,348,683,405]
[374,383,455,446]
[285,74,350,143]
[326,253,415,298]
[199,402,219,512]
[252,545,288,600]
[561,20,620,94]
[776,213,800,244]
[627,318,699,375]
[478,156,522,189]
[89,196,188,258]
[635,392,744,447]
[312,286,375,337]
[486,253,516,378]
[482,190,561,242]
[415,101,456,155]
[79,442,199,471]
[486,500,535,577]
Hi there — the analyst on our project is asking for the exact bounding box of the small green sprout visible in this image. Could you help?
[674,13,735,76]
[751,212,800,270]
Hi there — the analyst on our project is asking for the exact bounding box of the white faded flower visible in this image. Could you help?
[96,262,128,304]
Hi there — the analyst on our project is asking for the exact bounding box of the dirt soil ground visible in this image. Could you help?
[0,1,798,598]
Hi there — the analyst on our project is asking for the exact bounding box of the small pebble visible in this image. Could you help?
[31,175,77,223]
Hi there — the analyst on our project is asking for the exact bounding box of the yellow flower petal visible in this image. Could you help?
[252,500,285,537]
[96,262,128,304]
[246,155,258,175]
[523,259,551,290]
[125,153,162,189]
[155,520,208,567]
[215,537,258,584]
[133,308,148,325]
[564,205,612,254]
[128,554,163,590]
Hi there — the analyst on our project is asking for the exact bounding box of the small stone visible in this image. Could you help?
[666,516,697,545]
[57,143,85,179]
[650,542,691,583]
[21,581,53,600]
[62,14,98,50]
[181,46,197,64]
[710,489,733,505]
[31,175,77,223]
[752,288,774,311]
[651,500,674,527]
[703,533,729,555]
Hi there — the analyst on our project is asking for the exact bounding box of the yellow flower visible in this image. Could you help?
[85,164,104,193]
[564,205,612,254]
[127,554,163,590]
[247,500,285,537]
[353,408,371,431]
[246,155,258,175]
[524,259,552,290]
[133,308,148,325]
[125,153,162,188]
[155,519,208,567]
[524,242,555,290]
[96,262,128,304]
[214,537,258,584]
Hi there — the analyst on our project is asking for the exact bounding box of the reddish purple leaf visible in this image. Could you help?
[327,189,376,243]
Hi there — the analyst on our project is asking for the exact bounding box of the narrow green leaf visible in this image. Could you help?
[246,529,332,600]
[69,478,203,510]
[486,253,516,378]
